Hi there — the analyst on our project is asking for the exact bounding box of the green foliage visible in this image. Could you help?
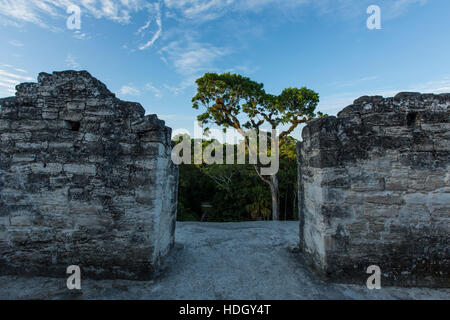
[279,136,298,160]
[176,137,299,222]
[185,72,323,221]
[192,73,266,132]
[192,72,322,146]
[245,185,272,221]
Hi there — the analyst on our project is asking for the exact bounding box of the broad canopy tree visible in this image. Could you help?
[192,72,323,220]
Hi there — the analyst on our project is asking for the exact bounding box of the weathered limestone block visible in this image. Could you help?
[0,71,178,280]
[298,92,450,287]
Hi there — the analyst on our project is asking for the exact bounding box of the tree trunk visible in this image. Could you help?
[270,174,280,221]
[284,192,287,221]
[252,165,280,221]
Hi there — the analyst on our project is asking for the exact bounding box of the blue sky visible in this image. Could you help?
[1,0,449,140]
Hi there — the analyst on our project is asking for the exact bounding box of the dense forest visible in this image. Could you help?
[175,136,299,222]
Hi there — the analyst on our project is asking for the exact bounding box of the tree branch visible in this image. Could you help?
[253,164,272,185]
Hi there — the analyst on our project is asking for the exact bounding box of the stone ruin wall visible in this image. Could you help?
[0,71,178,280]
[297,93,449,287]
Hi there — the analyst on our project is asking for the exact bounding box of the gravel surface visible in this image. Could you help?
[0,221,449,300]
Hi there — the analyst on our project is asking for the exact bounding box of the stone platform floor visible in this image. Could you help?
[0,221,449,300]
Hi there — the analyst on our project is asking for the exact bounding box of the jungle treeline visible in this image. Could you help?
[175,136,299,222]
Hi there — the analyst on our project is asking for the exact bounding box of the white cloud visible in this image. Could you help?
[156,0,429,86]
[0,0,158,38]
[317,93,356,116]
[0,65,34,97]
[161,0,314,21]
[14,68,27,73]
[355,78,450,98]
[1,64,27,74]
[159,114,195,120]
[0,0,52,28]
[222,65,260,76]
[163,0,311,21]
[406,78,450,94]
[73,30,89,40]
[144,82,162,98]
[65,53,81,69]
[118,82,164,98]
[162,75,196,95]
[386,0,428,19]
[0,69,33,81]
[137,18,151,34]
[138,2,162,50]
[329,76,379,88]
[119,85,141,96]
[307,0,429,19]
[163,0,230,21]
[319,75,450,116]
[9,39,24,47]
[159,38,228,76]
[0,0,427,54]
[0,0,431,95]
[158,38,228,94]
[164,0,424,22]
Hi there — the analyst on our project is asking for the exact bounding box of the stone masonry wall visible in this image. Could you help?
[297,92,449,287]
[0,71,178,280]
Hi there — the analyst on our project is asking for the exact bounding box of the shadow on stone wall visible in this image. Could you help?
[297,92,450,288]
[0,71,178,280]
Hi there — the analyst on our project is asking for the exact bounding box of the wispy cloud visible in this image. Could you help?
[0,64,34,97]
[406,78,450,94]
[386,0,428,19]
[162,0,317,22]
[320,75,450,116]
[0,0,54,28]
[117,82,164,98]
[0,0,145,27]
[0,0,428,52]
[158,38,228,94]
[138,2,162,50]
[1,64,27,74]
[0,0,431,99]
[318,93,357,116]
[119,85,141,96]
[144,82,162,98]
[163,76,198,96]
[162,0,426,22]
[0,0,160,46]
[159,38,228,75]
[329,76,379,88]
[65,53,81,69]
[159,114,195,121]
[73,30,89,40]
[224,65,260,76]
[163,0,232,21]
[9,39,24,47]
